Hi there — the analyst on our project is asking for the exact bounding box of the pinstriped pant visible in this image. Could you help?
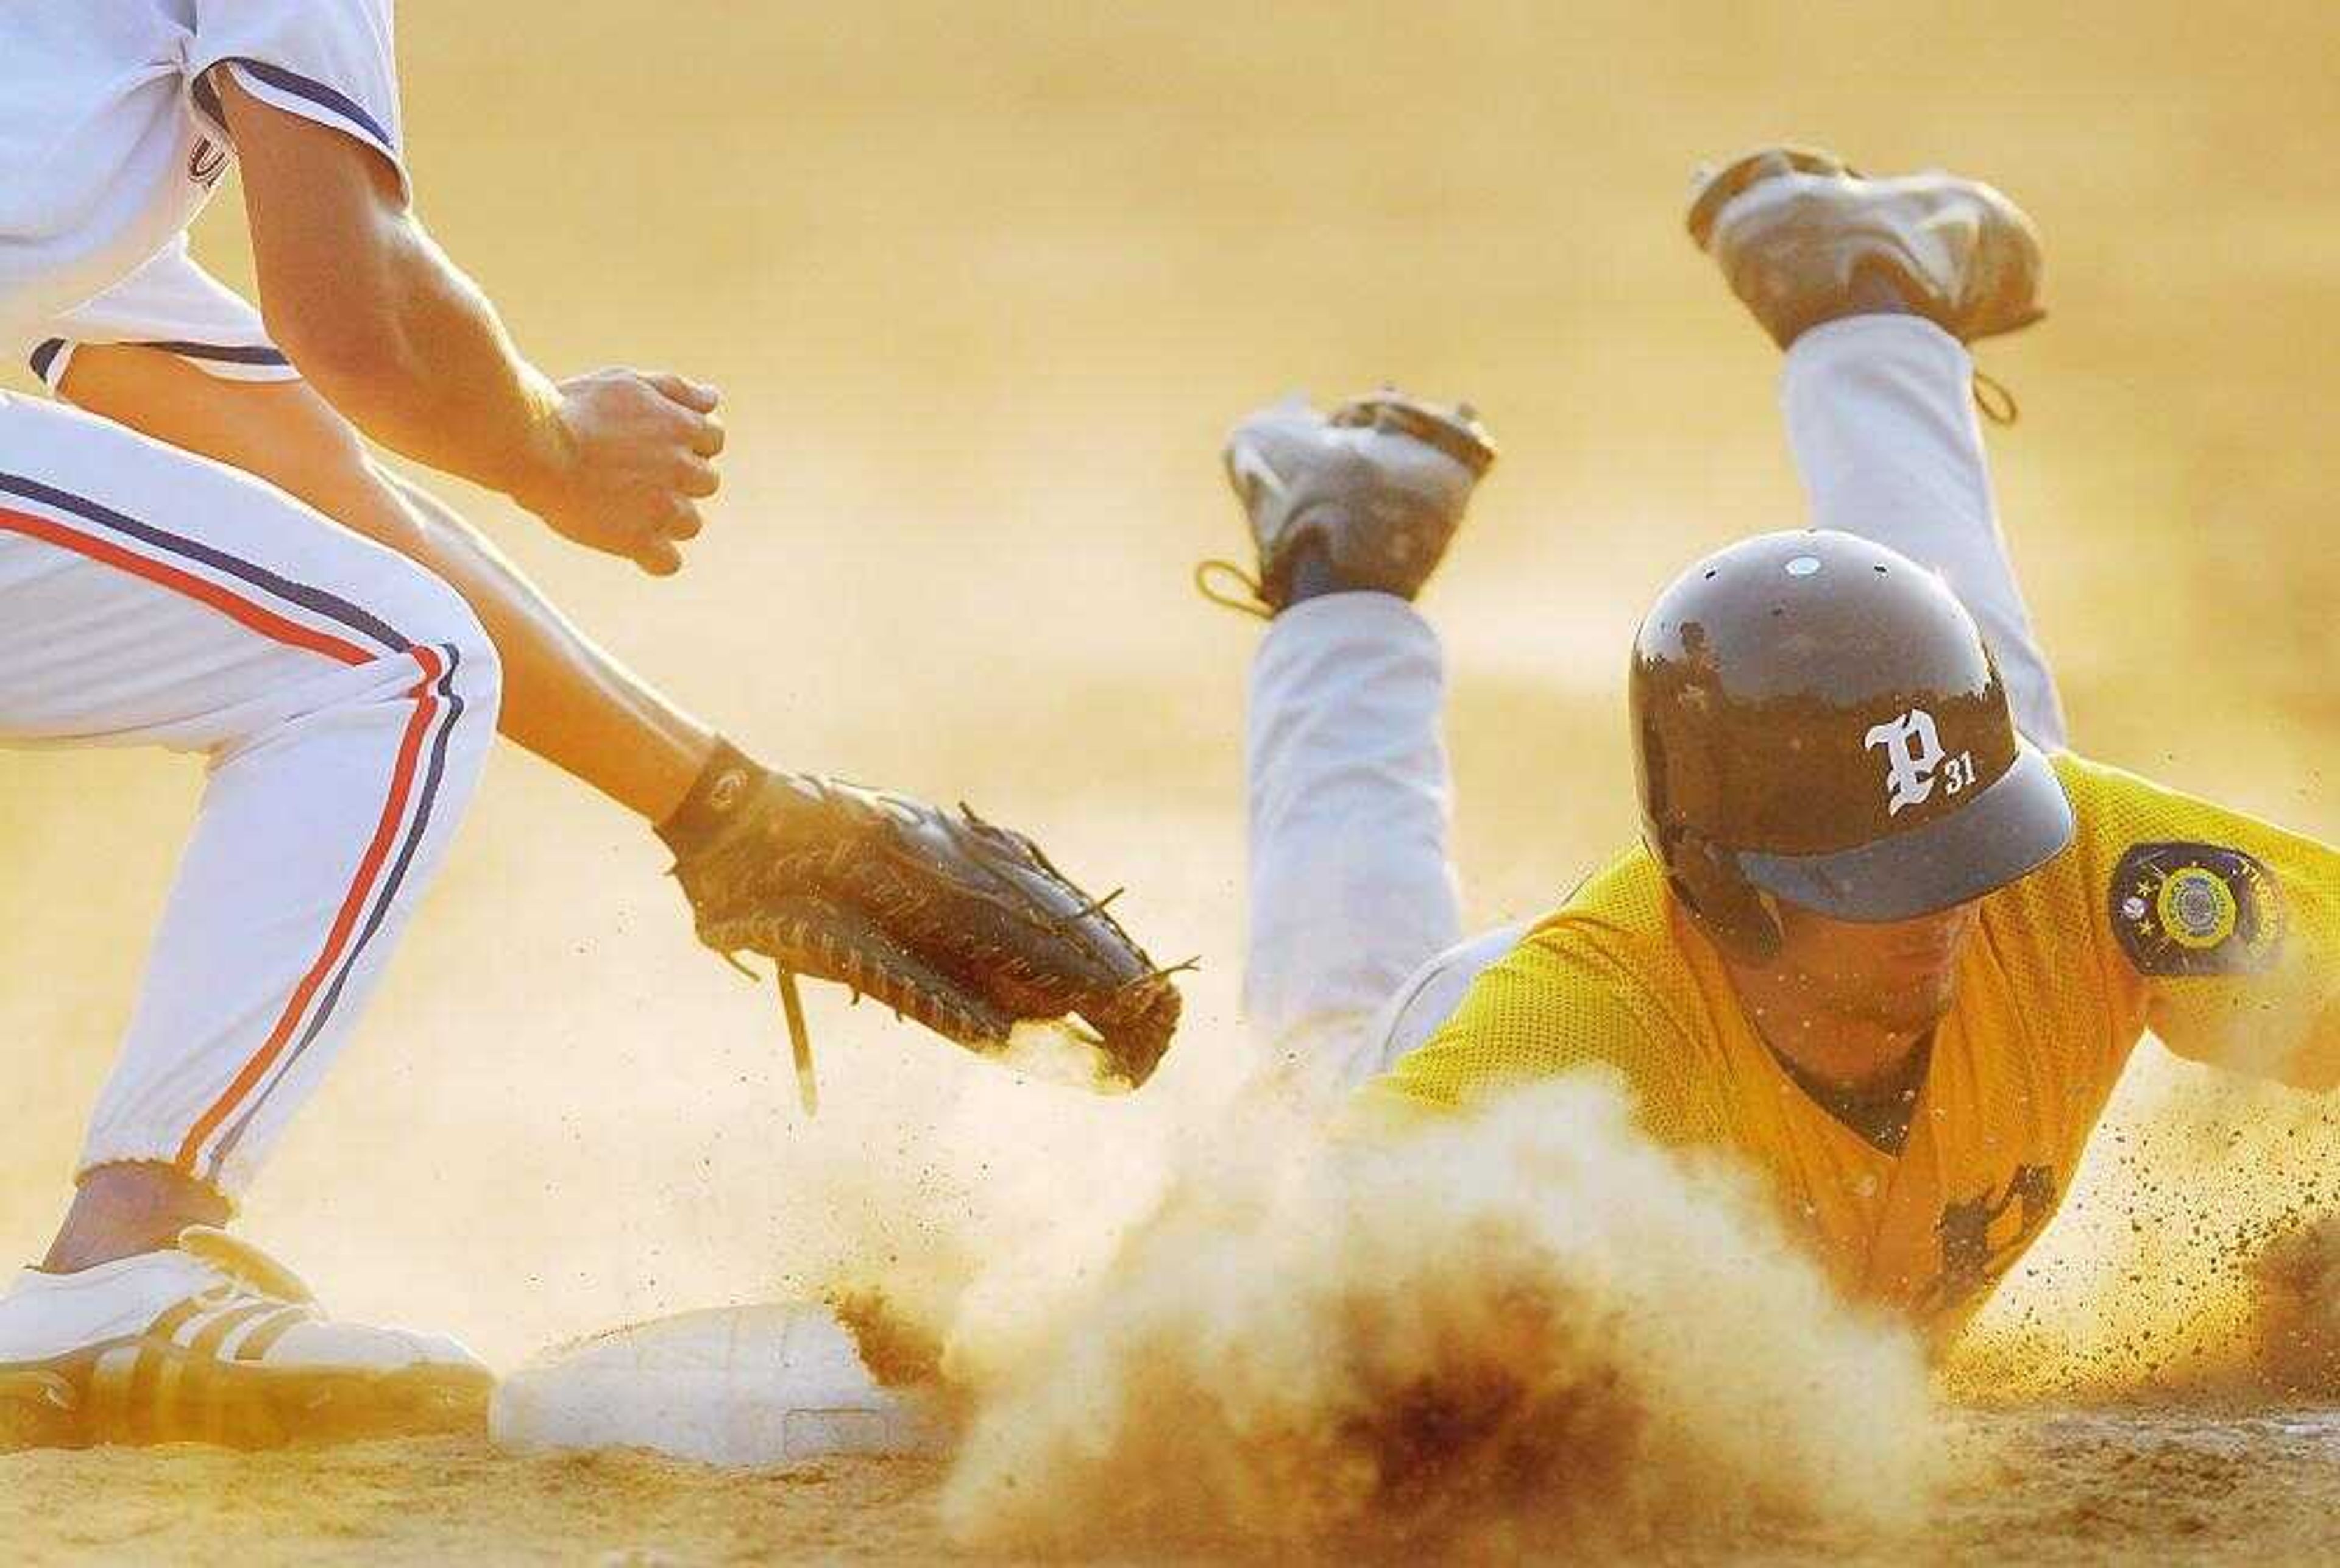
[0,392,500,1198]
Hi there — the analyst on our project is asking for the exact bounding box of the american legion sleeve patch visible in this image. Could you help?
[2109,842,2283,977]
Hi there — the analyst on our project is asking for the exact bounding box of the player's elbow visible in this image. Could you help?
[269,305,427,422]
[2288,992,2340,1094]
[262,227,439,417]
[2172,988,2340,1093]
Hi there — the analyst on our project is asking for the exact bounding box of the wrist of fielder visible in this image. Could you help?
[493,370,580,517]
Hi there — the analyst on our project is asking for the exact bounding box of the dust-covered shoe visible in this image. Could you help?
[0,1227,491,1450]
[1687,145,2046,348]
[1204,389,1496,616]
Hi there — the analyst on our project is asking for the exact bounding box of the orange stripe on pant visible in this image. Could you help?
[174,645,447,1174]
[0,506,375,665]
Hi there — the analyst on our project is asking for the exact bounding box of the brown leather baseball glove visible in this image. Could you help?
[658,743,1185,1109]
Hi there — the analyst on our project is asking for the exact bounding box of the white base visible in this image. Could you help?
[489,1301,941,1467]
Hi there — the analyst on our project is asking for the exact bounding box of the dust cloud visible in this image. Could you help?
[1949,1051,2340,1404]
[929,1077,1940,1555]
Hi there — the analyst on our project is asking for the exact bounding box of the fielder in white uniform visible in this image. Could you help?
[1,0,1191,1450]
[1227,167,2067,1107]
[0,2,728,1445]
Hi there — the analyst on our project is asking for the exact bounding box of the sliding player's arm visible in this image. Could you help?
[212,69,720,576]
[2066,754,2340,1088]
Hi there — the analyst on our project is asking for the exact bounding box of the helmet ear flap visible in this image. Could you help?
[1662,829,1782,965]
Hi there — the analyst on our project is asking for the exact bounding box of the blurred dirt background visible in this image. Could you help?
[3,0,2338,1561]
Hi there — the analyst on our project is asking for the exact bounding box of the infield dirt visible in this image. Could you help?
[4,1,2338,1561]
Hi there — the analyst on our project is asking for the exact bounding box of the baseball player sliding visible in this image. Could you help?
[1223,147,2338,1346]
[0,3,1176,1448]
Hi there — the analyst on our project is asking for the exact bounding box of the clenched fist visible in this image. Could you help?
[515,368,725,575]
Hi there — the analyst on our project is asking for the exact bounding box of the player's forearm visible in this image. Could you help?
[265,216,568,506]
[57,349,712,820]
[373,466,715,818]
[226,69,717,576]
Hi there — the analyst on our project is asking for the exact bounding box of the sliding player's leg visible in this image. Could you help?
[0,396,500,1444]
[1692,147,2068,747]
[1780,320,2066,747]
[1216,392,1496,1097]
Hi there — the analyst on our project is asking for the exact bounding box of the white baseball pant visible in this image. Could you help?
[0,392,501,1198]
[1246,316,2068,1095]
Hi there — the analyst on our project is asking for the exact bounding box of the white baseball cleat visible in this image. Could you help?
[1201,388,1497,617]
[1687,144,2046,348]
[0,1227,491,1449]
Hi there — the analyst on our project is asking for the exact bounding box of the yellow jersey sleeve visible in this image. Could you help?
[1357,853,1728,1146]
[2058,753,2340,1087]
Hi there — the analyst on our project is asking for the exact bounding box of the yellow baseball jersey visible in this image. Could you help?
[1366,751,2340,1341]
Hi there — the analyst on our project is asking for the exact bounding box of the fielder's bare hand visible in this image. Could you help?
[515,368,726,576]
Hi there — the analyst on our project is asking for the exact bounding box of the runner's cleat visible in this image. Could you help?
[1201,389,1497,617]
[1687,144,2046,349]
[1682,143,1855,247]
[0,1227,491,1450]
